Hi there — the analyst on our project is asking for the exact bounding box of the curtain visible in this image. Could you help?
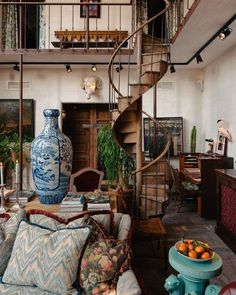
[136,0,148,33]
[39,5,46,49]
[2,0,18,49]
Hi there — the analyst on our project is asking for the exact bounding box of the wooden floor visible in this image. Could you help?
[133,198,236,295]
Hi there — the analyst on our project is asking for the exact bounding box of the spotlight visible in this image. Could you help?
[91,64,97,72]
[196,54,203,64]
[219,27,232,40]
[170,65,176,73]
[13,64,20,71]
[65,64,72,73]
[115,64,123,72]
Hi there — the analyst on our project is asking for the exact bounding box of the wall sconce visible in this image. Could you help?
[170,65,176,73]
[65,64,72,73]
[91,64,97,72]
[81,75,102,99]
[116,64,124,72]
[196,54,203,64]
[219,27,232,40]
[13,64,20,71]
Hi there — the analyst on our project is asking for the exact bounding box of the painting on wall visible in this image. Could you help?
[80,0,101,18]
[0,99,35,139]
[144,116,183,158]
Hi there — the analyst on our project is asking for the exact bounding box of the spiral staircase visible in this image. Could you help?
[108,1,172,218]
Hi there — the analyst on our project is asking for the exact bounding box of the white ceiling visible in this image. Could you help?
[170,0,236,69]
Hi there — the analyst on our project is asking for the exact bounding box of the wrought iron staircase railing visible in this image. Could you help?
[108,1,172,218]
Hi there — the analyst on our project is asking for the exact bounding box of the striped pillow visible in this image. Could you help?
[0,209,26,275]
[2,220,91,294]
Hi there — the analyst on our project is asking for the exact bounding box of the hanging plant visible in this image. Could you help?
[97,125,135,188]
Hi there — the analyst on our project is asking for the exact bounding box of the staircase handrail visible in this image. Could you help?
[108,0,171,98]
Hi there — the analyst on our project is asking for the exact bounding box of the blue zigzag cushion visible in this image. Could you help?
[2,220,91,294]
[0,209,26,275]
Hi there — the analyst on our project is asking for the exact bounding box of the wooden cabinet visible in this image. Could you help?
[179,153,233,218]
[179,153,201,172]
[199,157,233,218]
[215,169,236,254]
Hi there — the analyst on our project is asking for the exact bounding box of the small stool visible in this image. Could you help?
[133,217,168,269]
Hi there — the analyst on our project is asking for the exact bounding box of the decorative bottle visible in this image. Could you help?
[31,109,72,204]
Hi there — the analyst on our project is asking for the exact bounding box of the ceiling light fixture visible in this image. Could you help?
[219,27,232,40]
[170,65,176,73]
[13,64,20,71]
[91,64,97,72]
[196,54,203,64]
[66,64,72,73]
[115,64,123,72]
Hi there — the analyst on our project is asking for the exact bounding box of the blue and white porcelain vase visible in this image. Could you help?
[31,109,73,204]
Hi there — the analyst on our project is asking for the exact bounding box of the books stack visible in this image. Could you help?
[60,193,85,212]
[86,194,111,211]
[7,190,34,203]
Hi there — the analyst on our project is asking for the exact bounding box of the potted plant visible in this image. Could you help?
[97,125,135,189]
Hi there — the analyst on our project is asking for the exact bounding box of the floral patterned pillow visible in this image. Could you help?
[80,239,131,294]
[82,214,111,245]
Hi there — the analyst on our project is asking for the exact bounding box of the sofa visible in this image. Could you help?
[0,209,141,295]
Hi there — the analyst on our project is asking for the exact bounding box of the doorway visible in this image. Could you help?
[147,0,166,38]
[62,103,110,173]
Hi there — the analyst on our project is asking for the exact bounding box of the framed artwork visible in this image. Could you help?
[215,132,227,156]
[0,99,35,139]
[80,0,100,18]
[144,116,183,158]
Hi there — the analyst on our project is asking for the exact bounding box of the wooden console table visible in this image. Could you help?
[215,169,236,254]
[7,190,118,214]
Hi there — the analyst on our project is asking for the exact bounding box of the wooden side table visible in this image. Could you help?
[165,246,222,295]
[133,217,168,269]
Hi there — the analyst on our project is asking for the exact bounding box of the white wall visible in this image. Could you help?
[143,69,204,153]
[201,45,236,163]
[0,67,135,135]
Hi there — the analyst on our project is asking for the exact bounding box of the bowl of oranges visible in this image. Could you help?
[175,239,214,262]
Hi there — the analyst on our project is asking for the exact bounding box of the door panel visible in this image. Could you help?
[62,103,109,173]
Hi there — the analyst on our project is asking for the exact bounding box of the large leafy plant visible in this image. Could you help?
[97,125,135,188]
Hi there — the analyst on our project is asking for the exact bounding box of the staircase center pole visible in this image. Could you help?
[136,98,143,211]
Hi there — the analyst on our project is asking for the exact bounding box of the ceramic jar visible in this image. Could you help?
[31,109,72,204]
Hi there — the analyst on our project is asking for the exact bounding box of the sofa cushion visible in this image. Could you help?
[0,209,26,275]
[81,214,110,245]
[80,238,131,294]
[27,209,114,235]
[2,220,91,294]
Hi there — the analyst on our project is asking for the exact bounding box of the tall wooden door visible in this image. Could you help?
[62,103,109,173]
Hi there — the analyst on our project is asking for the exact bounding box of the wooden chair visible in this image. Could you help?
[69,167,104,192]
[170,166,199,212]
[116,187,168,269]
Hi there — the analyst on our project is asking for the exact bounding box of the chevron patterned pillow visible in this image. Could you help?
[0,209,26,275]
[2,220,91,294]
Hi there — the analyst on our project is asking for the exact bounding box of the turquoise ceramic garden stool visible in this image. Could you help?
[164,246,222,295]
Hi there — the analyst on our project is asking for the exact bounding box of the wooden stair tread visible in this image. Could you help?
[129,83,150,86]
[140,195,168,202]
[142,172,165,176]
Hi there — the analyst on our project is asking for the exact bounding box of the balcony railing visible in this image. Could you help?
[0,1,133,51]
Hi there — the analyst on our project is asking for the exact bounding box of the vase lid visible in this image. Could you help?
[43,109,60,117]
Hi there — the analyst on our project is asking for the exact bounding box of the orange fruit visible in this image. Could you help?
[178,242,187,253]
[188,250,197,259]
[201,252,211,259]
[195,246,205,254]
[188,244,194,250]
